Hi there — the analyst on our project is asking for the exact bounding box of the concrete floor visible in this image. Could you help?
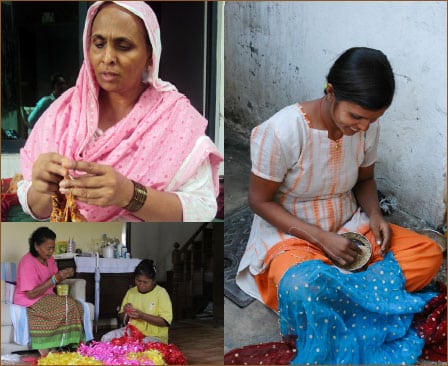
[224,127,282,353]
[224,126,447,355]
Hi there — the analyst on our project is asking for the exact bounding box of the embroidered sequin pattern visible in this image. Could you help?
[278,252,437,364]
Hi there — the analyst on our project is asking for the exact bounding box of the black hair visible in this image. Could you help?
[50,73,65,87]
[326,47,395,110]
[134,259,157,280]
[29,227,56,257]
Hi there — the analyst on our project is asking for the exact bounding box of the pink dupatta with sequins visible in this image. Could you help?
[20,1,222,221]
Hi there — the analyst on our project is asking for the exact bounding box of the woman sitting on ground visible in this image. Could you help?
[101,259,172,344]
[237,47,443,364]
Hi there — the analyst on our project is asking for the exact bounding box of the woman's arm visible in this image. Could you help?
[25,267,74,299]
[25,277,55,299]
[353,164,391,255]
[249,173,360,266]
[27,187,53,219]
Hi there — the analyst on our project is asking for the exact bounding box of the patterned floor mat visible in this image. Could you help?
[224,206,255,308]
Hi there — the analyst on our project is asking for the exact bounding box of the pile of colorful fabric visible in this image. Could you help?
[224,255,446,364]
[38,325,187,365]
[37,341,187,365]
[412,281,447,362]
[224,340,296,365]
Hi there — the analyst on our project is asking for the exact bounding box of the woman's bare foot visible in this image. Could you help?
[38,349,49,357]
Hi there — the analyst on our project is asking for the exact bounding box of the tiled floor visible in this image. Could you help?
[170,319,224,365]
[96,318,224,365]
[97,319,224,364]
[1,318,223,365]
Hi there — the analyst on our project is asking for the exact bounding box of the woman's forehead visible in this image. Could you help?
[136,274,151,280]
[39,239,55,247]
[338,100,387,118]
[92,3,147,41]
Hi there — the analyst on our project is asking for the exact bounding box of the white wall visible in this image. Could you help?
[1,222,124,263]
[1,154,20,178]
[216,2,225,175]
[225,1,447,228]
[129,222,207,282]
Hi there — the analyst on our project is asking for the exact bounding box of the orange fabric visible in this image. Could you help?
[255,224,443,311]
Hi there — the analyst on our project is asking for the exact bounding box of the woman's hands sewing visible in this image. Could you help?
[31,153,68,195]
[369,211,391,256]
[250,173,361,268]
[315,231,362,267]
[29,153,132,217]
[124,303,142,319]
[55,267,75,282]
[28,153,70,218]
[58,159,183,221]
[123,302,169,327]
[59,160,134,208]
[30,154,183,221]
[26,267,75,300]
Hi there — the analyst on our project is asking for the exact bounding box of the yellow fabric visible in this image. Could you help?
[120,285,172,343]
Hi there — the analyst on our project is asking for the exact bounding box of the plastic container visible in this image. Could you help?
[56,284,69,296]
[55,241,67,255]
[114,245,120,258]
[121,246,127,258]
[67,238,76,253]
[102,245,114,258]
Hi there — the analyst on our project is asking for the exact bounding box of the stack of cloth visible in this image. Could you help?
[38,324,187,365]
[412,281,447,362]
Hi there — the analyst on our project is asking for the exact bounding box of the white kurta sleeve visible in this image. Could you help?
[173,159,217,222]
[165,135,220,222]
[17,179,49,221]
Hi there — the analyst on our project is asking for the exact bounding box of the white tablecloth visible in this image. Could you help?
[74,257,141,273]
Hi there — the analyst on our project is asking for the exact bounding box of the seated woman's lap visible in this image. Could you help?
[256,224,443,310]
[255,238,332,310]
[366,223,443,292]
[101,327,162,343]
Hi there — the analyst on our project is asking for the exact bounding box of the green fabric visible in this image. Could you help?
[30,326,85,349]
[7,205,43,222]
[27,295,84,350]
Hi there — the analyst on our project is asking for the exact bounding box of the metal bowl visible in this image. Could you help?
[416,228,446,253]
[338,232,372,272]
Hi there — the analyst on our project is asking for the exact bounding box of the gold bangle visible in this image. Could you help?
[123,180,147,212]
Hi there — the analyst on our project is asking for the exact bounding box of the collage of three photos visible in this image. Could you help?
[1,1,446,365]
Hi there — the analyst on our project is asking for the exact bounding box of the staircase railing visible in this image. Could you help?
[168,223,212,320]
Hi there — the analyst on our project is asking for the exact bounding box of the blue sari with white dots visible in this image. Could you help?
[278,252,436,364]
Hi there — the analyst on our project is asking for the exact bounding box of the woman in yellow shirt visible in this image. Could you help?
[101,259,172,343]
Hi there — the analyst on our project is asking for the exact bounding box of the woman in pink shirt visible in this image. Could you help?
[14,227,84,356]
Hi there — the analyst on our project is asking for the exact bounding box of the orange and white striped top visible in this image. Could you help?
[237,103,380,301]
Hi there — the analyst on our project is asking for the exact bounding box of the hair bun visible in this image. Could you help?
[135,259,157,279]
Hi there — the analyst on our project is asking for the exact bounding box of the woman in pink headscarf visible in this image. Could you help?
[18,1,223,222]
